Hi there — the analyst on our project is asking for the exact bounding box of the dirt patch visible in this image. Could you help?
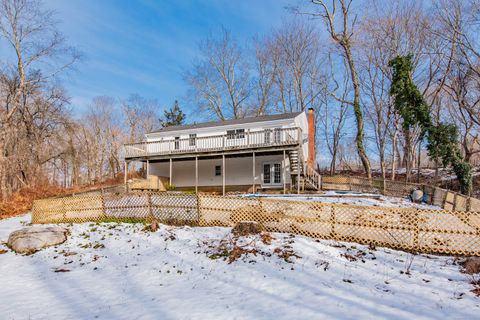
[459,257,480,275]
[206,232,300,264]
[232,221,262,236]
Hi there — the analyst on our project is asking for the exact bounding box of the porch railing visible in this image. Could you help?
[124,127,302,158]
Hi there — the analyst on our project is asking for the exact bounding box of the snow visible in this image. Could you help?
[244,191,440,209]
[1,214,479,320]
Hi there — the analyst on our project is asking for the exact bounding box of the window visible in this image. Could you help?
[264,129,271,144]
[236,129,245,139]
[273,128,281,143]
[226,129,245,139]
[215,165,222,176]
[263,164,271,184]
[227,130,236,140]
[273,163,281,184]
[174,137,180,150]
[264,128,281,144]
[263,162,282,185]
[189,134,197,147]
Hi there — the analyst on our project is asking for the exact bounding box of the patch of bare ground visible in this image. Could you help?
[205,225,301,264]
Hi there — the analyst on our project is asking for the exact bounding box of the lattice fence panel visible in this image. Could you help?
[32,192,480,256]
[150,193,198,222]
[320,175,479,212]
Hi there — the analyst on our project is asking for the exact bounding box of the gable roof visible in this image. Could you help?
[148,112,303,134]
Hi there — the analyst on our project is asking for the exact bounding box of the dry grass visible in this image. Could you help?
[0,176,127,219]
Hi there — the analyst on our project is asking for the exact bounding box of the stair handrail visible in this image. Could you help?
[304,163,321,190]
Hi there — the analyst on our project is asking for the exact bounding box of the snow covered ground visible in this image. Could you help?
[246,191,440,209]
[1,214,479,320]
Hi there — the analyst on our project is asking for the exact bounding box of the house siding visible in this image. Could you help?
[148,154,291,188]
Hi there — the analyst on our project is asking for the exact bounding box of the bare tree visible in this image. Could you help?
[184,28,251,120]
[80,97,124,183]
[251,35,278,116]
[307,0,372,178]
[122,94,160,143]
[0,0,78,198]
[320,61,350,174]
[269,19,324,114]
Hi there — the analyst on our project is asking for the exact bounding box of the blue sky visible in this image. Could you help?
[43,0,295,116]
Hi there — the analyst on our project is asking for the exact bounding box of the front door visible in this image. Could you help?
[262,162,282,186]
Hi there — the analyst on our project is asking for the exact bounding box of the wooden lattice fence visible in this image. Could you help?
[32,192,480,256]
[320,176,479,211]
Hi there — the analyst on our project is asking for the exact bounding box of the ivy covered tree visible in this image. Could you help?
[160,100,186,127]
[389,55,431,134]
[389,55,472,195]
[388,55,430,182]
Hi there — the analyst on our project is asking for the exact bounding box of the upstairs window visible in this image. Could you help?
[236,129,245,139]
[273,128,281,143]
[189,134,197,146]
[174,137,180,150]
[264,129,272,144]
[226,129,245,139]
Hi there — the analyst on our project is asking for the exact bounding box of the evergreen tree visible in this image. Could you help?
[389,55,473,195]
[160,100,186,127]
[389,55,431,136]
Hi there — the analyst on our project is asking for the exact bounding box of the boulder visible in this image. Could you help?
[411,189,424,203]
[8,226,69,254]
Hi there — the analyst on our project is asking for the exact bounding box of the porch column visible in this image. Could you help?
[169,158,172,186]
[146,159,150,189]
[283,150,286,194]
[195,156,198,193]
[297,157,301,195]
[124,161,128,192]
[252,152,256,193]
[222,154,225,196]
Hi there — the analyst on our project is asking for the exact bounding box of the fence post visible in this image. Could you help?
[413,209,419,252]
[101,189,107,219]
[330,204,336,240]
[442,191,447,209]
[147,193,154,221]
[196,193,201,225]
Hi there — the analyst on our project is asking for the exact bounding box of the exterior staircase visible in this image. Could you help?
[288,149,321,191]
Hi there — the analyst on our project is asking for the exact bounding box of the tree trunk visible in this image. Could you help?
[343,46,371,178]
[404,128,412,182]
[417,140,421,183]
[330,149,337,175]
[391,130,397,181]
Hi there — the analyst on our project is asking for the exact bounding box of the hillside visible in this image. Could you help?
[0,214,478,319]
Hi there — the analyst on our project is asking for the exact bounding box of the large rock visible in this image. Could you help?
[8,226,69,254]
[411,189,424,202]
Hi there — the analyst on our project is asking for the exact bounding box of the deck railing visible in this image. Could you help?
[124,127,302,158]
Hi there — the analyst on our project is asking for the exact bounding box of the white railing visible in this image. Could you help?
[124,127,302,158]
[304,164,321,190]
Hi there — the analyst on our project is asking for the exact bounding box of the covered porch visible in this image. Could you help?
[124,149,302,195]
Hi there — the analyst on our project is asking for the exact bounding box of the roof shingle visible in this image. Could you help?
[148,112,303,134]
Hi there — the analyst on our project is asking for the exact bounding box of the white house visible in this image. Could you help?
[124,109,320,194]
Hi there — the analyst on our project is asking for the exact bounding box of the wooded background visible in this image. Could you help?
[1,0,480,206]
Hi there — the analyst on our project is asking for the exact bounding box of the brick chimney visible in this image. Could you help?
[307,108,316,168]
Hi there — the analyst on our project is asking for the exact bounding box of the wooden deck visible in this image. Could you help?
[124,127,302,161]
